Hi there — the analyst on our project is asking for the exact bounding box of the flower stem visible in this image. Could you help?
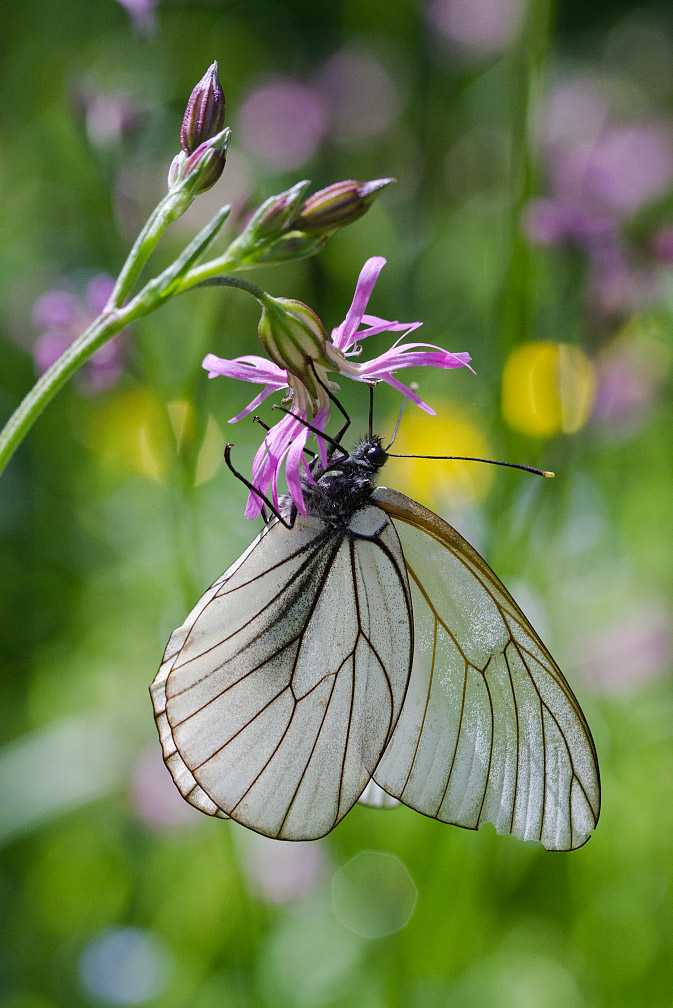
[106,190,184,310]
[0,199,273,478]
[179,273,267,302]
[0,309,128,475]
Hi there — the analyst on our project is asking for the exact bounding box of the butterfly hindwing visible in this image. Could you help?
[151,504,413,840]
[372,487,600,851]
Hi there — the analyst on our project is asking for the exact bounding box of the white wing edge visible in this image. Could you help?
[149,521,282,820]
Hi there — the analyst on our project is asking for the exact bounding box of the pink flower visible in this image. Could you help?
[327,258,473,411]
[203,257,472,519]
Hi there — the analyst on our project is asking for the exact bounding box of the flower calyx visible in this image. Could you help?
[258,295,331,398]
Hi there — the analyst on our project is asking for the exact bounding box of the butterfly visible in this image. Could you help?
[150,431,600,850]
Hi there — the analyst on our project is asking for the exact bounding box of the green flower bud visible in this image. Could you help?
[294,178,394,234]
[247,180,311,241]
[258,296,330,395]
[180,62,226,154]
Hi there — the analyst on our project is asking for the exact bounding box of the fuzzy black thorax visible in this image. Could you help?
[298,435,388,525]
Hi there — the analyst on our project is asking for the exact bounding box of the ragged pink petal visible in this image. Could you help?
[202,353,287,386]
[330,256,387,351]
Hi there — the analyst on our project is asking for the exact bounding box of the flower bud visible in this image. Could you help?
[258,296,330,395]
[180,62,226,154]
[168,127,230,196]
[247,180,311,241]
[294,178,394,234]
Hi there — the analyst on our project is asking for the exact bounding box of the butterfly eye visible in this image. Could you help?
[366,443,387,466]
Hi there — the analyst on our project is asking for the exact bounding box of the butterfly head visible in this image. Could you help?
[348,434,388,474]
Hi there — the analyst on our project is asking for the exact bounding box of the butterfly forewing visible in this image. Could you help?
[372,487,600,851]
[151,505,413,840]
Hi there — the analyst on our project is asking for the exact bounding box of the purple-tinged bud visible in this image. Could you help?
[294,178,394,234]
[168,127,230,196]
[180,62,226,155]
[258,296,330,394]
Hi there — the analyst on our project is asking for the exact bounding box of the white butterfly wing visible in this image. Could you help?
[372,487,600,851]
[151,504,413,840]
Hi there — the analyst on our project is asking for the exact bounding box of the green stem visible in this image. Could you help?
[0,192,273,478]
[180,273,267,302]
[0,310,128,475]
[107,190,184,310]
[176,245,249,290]
[500,0,555,361]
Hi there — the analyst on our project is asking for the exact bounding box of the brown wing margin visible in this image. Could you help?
[372,486,600,851]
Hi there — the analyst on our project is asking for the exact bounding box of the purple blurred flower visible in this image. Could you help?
[552,124,673,216]
[577,603,671,694]
[32,275,127,393]
[32,290,80,330]
[69,79,143,149]
[592,330,670,436]
[317,46,401,145]
[524,76,673,317]
[651,227,673,262]
[522,198,614,246]
[428,0,528,55]
[243,833,327,903]
[115,0,158,35]
[203,257,472,519]
[238,76,326,170]
[131,745,202,829]
[526,121,673,246]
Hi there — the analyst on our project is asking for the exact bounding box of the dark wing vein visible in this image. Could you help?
[371,494,600,850]
[476,655,495,826]
[516,641,597,820]
[503,648,520,834]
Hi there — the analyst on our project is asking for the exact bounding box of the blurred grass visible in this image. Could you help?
[1,0,673,1006]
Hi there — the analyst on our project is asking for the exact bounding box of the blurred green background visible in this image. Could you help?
[1,0,673,1005]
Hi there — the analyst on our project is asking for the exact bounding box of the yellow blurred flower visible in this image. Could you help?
[83,390,222,485]
[502,342,596,437]
[194,414,225,486]
[383,405,494,508]
[84,389,169,481]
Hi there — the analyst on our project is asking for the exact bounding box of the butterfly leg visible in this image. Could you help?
[223,444,296,529]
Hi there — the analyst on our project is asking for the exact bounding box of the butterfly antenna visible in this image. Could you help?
[386,451,555,478]
[252,415,317,461]
[368,383,375,438]
[385,387,415,451]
